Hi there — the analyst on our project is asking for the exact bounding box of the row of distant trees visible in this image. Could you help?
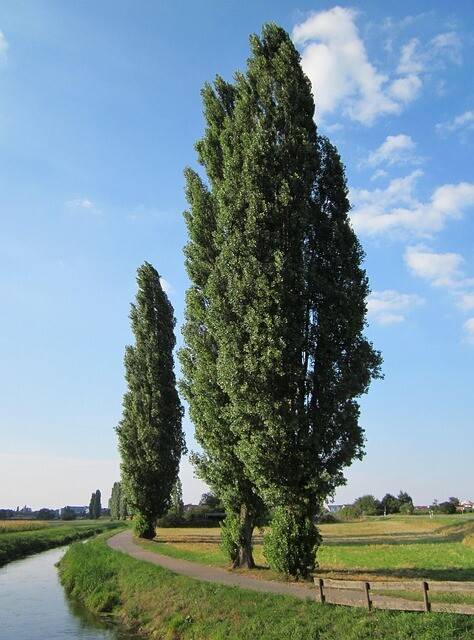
[339,493,465,518]
[0,489,105,521]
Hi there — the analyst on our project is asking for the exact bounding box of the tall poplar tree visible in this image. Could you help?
[181,23,381,574]
[116,262,185,539]
[89,489,101,519]
[180,81,265,568]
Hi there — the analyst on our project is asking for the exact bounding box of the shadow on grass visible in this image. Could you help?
[320,533,451,547]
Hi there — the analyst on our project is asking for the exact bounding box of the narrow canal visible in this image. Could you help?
[0,546,141,640]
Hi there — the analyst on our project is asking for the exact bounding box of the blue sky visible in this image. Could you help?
[0,1,472,510]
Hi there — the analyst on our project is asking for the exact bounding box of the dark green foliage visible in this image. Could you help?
[109,482,120,520]
[157,478,186,526]
[89,489,101,519]
[180,23,381,574]
[220,512,245,563]
[35,508,56,520]
[437,501,457,514]
[381,494,401,514]
[199,491,225,512]
[169,478,185,519]
[116,262,186,539]
[109,482,129,520]
[132,513,156,539]
[353,495,383,516]
[61,506,77,521]
[263,507,321,578]
[398,491,414,507]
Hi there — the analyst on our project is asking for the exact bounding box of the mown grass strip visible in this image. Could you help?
[59,533,474,640]
[0,521,124,565]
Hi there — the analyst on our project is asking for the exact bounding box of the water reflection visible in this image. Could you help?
[0,546,139,640]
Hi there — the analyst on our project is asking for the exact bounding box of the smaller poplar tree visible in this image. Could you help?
[116,262,185,539]
[89,490,101,519]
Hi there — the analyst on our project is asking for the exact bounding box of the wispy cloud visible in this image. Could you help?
[368,289,424,324]
[404,245,474,312]
[66,198,103,215]
[363,134,422,168]
[463,318,474,345]
[0,31,8,64]
[292,8,462,125]
[436,110,474,138]
[350,172,474,238]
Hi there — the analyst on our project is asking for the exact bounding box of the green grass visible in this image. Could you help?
[317,516,474,582]
[0,520,125,565]
[59,532,474,640]
[137,516,474,585]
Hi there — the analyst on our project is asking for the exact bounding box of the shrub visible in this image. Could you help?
[263,507,321,579]
[400,502,414,515]
[220,512,243,563]
[132,513,156,539]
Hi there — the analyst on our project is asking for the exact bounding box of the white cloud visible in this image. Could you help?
[397,32,462,75]
[436,110,474,137]
[292,10,462,126]
[463,318,474,345]
[430,31,462,66]
[292,7,400,125]
[368,289,424,324]
[364,134,420,168]
[459,294,474,312]
[350,173,474,238]
[404,245,474,312]
[404,245,465,288]
[397,39,425,75]
[370,169,388,181]
[160,278,172,294]
[388,74,422,103]
[66,198,102,215]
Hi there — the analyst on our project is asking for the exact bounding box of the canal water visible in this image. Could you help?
[0,546,141,640]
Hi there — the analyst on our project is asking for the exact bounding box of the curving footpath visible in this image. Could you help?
[107,529,319,600]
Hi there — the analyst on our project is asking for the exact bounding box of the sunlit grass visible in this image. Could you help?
[138,516,474,588]
[59,532,474,640]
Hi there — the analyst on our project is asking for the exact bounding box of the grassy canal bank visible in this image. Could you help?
[0,519,124,565]
[58,529,474,640]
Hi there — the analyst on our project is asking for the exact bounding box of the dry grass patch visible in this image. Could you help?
[0,521,47,534]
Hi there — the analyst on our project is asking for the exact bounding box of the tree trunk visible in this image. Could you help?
[232,505,255,569]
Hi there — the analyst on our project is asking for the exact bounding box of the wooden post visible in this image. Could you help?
[318,578,325,604]
[363,582,371,611]
[422,581,431,612]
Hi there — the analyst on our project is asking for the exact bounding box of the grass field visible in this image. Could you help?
[58,530,474,640]
[134,515,474,609]
[142,516,474,581]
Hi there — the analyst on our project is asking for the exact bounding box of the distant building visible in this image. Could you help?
[59,506,88,515]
